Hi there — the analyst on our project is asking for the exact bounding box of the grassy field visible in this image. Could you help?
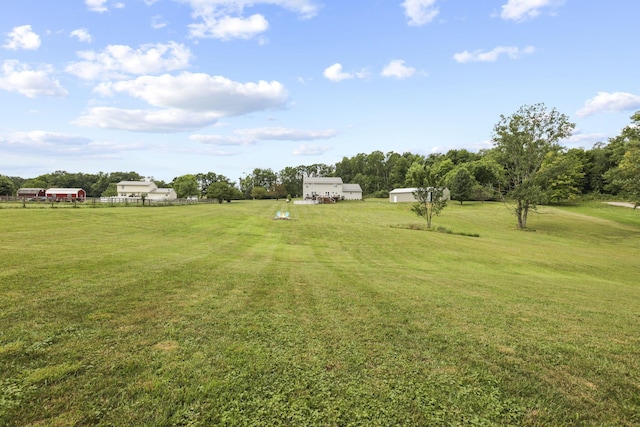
[1,200,639,426]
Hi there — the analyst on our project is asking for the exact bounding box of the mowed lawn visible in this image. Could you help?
[1,200,639,426]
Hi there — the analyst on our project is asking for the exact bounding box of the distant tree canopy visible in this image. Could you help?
[4,109,639,214]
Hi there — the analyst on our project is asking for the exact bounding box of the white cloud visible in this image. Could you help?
[402,0,439,26]
[237,127,337,140]
[96,72,289,115]
[381,59,416,79]
[3,25,41,50]
[453,45,535,63]
[323,63,368,82]
[190,134,250,145]
[73,107,221,132]
[190,13,269,40]
[191,127,337,146]
[500,0,563,22]
[144,0,160,4]
[152,15,169,29]
[0,130,146,159]
[576,92,640,117]
[181,0,320,39]
[70,28,93,43]
[566,129,607,146]
[292,144,332,156]
[0,131,92,151]
[0,60,68,98]
[76,73,289,132]
[66,42,192,80]
[86,0,109,12]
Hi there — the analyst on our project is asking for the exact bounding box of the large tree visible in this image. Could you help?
[171,174,199,199]
[0,175,15,196]
[492,103,575,229]
[207,181,235,203]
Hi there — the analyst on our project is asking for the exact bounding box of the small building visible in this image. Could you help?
[148,187,178,201]
[342,183,363,200]
[46,188,86,201]
[117,180,177,201]
[389,187,450,203]
[17,188,46,199]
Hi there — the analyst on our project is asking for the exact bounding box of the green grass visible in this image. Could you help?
[1,200,639,426]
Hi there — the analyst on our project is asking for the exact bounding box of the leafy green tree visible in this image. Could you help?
[270,183,288,200]
[171,174,199,199]
[582,143,611,194]
[447,167,476,205]
[0,175,15,196]
[21,178,49,189]
[445,148,480,165]
[207,181,234,203]
[251,186,268,199]
[405,160,427,187]
[606,145,640,207]
[101,183,118,197]
[279,166,304,198]
[537,151,585,203]
[411,167,448,228]
[195,172,229,197]
[603,111,640,196]
[492,103,575,229]
[412,186,448,229]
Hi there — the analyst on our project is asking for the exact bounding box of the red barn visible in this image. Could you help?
[45,188,86,202]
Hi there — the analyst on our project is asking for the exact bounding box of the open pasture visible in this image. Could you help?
[1,200,639,426]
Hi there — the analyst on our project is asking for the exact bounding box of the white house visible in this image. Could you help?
[389,187,450,203]
[303,177,344,200]
[301,177,364,201]
[117,180,177,201]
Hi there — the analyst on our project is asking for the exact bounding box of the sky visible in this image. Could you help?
[1,0,639,183]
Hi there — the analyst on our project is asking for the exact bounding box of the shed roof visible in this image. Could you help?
[17,188,45,193]
[389,188,418,194]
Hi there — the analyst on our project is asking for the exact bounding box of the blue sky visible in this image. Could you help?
[1,0,639,183]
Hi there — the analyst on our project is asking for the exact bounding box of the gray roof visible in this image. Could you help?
[117,180,155,186]
[304,177,343,184]
[342,183,362,192]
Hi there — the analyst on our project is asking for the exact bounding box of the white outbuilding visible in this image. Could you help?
[389,187,450,203]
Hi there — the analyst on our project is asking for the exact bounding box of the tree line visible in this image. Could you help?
[1,106,639,214]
